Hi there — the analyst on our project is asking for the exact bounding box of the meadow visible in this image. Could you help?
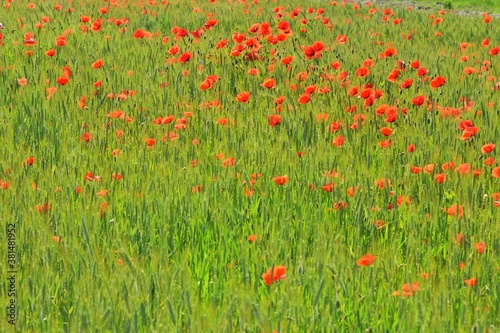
[406,0,500,13]
[0,0,499,332]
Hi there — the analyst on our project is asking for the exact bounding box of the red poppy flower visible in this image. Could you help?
[84,172,94,181]
[160,116,176,125]
[383,47,397,57]
[456,163,470,175]
[441,161,455,170]
[200,76,218,90]
[275,96,285,105]
[376,138,391,148]
[169,44,180,55]
[475,242,485,254]
[331,61,341,70]
[261,78,276,89]
[179,52,192,63]
[322,183,333,192]
[434,173,445,183]
[17,78,28,86]
[348,86,358,97]
[204,19,218,29]
[303,46,316,59]
[298,93,310,104]
[45,49,56,57]
[23,32,37,46]
[416,67,428,77]
[262,266,286,286]
[411,95,426,106]
[222,157,235,167]
[54,35,66,47]
[410,166,422,174]
[36,203,50,214]
[246,68,259,76]
[461,126,479,140]
[281,55,293,65]
[92,19,102,32]
[446,204,463,218]
[481,143,496,154]
[336,35,348,44]
[316,114,329,122]
[422,164,434,174]
[484,157,495,166]
[464,278,477,287]
[332,135,344,147]
[492,166,500,178]
[304,85,316,94]
[236,91,250,103]
[92,59,104,69]
[172,26,188,39]
[133,29,148,39]
[248,23,261,34]
[463,67,475,75]
[144,138,156,148]
[355,67,370,78]
[217,118,229,126]
[387,69,400,83]
[112,172,122,180]
[380,127,392,136]
[96,189,107,197]
[22,156,35,166]
[430,76,446,89]
[80,132,91,142]
[357,254,376,266]
[397,282,419,297]
[399,79,413,89]
[273,175,288,185]
[269,115,281,127]
[107,110,125,119]
[57,76,69,85]
[458,120,474,130]
[489,46,500,56]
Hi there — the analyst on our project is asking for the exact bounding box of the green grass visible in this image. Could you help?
[0,0,499,332]
[387,0,500,13]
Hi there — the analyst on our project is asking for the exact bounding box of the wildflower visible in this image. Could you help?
[332,135,344,147]
[262,266,286,286]
[481,143,495,154]
[430,76,446,89]
[92,59,104,69]
[236,91,250,103]
[464,278,477,287]
[475,242,485,254]
[260,78,276,89]
[357,254,376,266]
[434,173,445,183]
[269,115,281,127]
[273,175,288,185]
[493,166,500,178]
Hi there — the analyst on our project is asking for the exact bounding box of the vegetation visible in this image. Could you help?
[383,0,500,13]
[0,0,499,332]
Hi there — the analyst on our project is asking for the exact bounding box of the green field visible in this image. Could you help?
[379,0,500,13]
[0,0,499,332]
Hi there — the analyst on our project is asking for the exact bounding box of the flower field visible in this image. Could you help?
[0,0,499,331]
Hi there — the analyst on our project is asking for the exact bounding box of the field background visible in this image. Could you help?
[0,0,499,332]
[374,0,500,13]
